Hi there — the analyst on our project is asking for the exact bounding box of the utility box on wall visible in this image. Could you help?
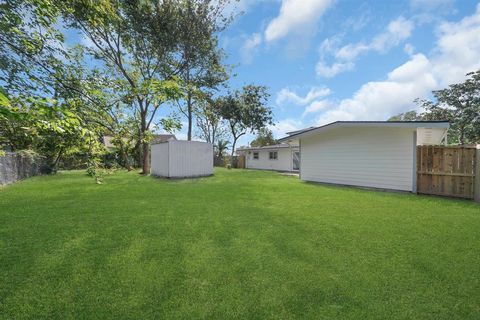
[151,140,213,178]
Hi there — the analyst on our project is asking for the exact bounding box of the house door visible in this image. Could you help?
[293,151,300,171]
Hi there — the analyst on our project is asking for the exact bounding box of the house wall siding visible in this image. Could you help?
[300,127,415,191]
[245,148,294,171]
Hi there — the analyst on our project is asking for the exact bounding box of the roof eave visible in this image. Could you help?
[278,121,450,142]
[237,145,299,151]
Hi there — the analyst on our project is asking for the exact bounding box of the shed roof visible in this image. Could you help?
[279,120,449,142]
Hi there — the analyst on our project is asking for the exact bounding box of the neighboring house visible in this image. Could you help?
[102,135,120,150]
[103,134,176,150]
[151,134,177,144]
[238,143,300,172]
[279,121,449,192]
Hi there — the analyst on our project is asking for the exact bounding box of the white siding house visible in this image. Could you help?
[151,140,213,178]
[280,121,449,192]
[239,144,300,172]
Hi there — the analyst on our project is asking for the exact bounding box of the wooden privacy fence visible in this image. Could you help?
[222,155,245,169]
[237,155,245,169]
[417,145,477,199]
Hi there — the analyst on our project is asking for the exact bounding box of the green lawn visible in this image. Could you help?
[0,169,479,319]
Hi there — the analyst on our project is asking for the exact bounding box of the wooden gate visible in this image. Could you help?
[417,146,476,198]
[237,155,246,169]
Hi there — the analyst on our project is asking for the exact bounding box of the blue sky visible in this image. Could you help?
[182,0,480,146]
[67,0,480,146]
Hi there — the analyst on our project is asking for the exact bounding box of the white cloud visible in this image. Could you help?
[316,54,436,125]
[342,10,371,32]
[276,86,331,106]
[337,16,414,60]
[431,4,480,86]
[318,35,343,55]
[316,61,355,78]
[264,0,333,42]
[317,16,414,77]
[410,0,453,10]
[315,5,480,125]
[270,118,304,137]
[404,43,415,55]
[240,33,262,64]
[303,99,334,116]
[371,17,415,51]
[334,43,369,61]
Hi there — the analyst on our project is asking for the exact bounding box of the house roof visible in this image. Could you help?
[151,134,177,144]
[102,135,118,149]
[103,134,177,148]
[237,143,298,151]
[285,127,316,135]
[278,120,450,142]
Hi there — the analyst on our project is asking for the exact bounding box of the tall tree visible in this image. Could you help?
[388,110,423,121]
[195,98,228,144]
[1,2,106,171]
[62,0,185,173]
[217,85,273,157]
[214,139,229,158]
[250,128,276,147]
[175,0,230,140]
[0,0,65,95]
[418,70,480,144]
[0,91,101,172]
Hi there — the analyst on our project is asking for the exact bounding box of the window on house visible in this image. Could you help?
[269,151,278,160]
[253,152,259,160]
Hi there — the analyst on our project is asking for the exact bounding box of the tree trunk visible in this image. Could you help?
[230,136,237,159]
[142,141,150,174]
[119,143,131,171]
[47,149,63,174]
[212,125,216,146]
[140,113,150,174]
[187,91,192,141]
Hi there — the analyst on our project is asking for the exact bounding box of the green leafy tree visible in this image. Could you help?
[0,93,100,172]
[418,70,480,144]
[174,0,231,141]
[1,2,108,173]
[388,110,423,121]
[250,128,277,147]
[0,0,65,95]
[214,139,229,158]
[62,0,183,173]
[195,99,228,144]
[217,85,273,157]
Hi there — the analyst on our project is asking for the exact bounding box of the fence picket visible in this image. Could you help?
[416,145,476,199]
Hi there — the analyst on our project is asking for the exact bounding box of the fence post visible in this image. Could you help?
[475,145,480,204]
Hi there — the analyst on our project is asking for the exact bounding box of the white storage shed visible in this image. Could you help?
[279,121,450,192]
[151,140,213,178]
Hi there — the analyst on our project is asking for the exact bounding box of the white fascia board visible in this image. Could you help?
[279,121,449,142]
